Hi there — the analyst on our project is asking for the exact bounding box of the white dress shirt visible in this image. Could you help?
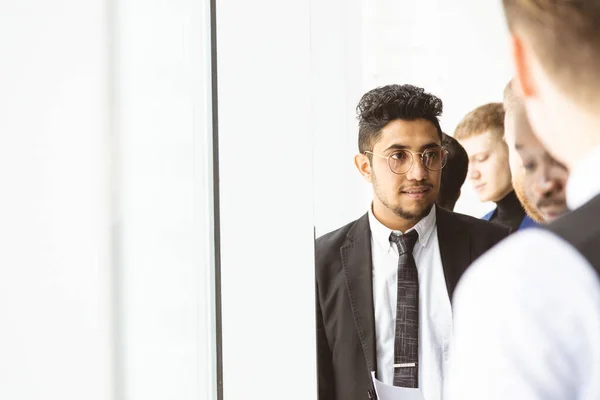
[369,205,452,400]
[446,144,600,400]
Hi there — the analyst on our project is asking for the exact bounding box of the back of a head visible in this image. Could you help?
[502,0,600,110]
[502,80,523,158]
[438,133,468,211]
[503,80,519,119]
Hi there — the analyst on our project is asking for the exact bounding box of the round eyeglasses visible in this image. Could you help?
[364,147,448,175]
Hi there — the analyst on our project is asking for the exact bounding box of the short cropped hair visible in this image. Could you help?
[502,0,600,109]
[438,133,469,211]
[356,84,443,154]
[503,80,520,116]
[454,103,506,141]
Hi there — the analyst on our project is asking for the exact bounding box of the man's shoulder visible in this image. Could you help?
[466,228,584,281]
[316,215,364,250]
[315,214,369,268]
[457,228,600,312]
[450,228,600,400]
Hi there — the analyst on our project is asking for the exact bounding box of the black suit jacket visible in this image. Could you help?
[315,207,509,400]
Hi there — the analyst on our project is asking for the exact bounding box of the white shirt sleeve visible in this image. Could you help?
[445,229,600,400]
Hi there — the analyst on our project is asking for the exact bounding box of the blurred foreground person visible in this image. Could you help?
[447,1,600,399]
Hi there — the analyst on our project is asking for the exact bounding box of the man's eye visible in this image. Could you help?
[424,150,438,159]
[475,156,488,162]
[523,161,537,172]
[391,152,409,161]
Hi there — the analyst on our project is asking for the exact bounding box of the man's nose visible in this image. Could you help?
[468,165,480,180]
[406,156,428,181]
[534,174,558,197]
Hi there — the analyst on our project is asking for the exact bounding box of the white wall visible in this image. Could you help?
[216,0,318,399]
[311,0,371,237]
[0,1,113,399]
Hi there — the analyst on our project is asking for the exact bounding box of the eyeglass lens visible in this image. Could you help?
[388,149,447,174]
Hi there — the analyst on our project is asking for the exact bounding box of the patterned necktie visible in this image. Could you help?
[389,230,420,388]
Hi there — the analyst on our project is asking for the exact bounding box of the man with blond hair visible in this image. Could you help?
[447,1,600,399]
[454,103,536,231]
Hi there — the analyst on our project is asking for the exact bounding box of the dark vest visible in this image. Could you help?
[545,193,600,276]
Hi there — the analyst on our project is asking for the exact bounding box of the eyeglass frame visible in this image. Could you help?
[364,147,449,175]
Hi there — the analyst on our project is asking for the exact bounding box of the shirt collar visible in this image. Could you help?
[368,204,437,253]
[566,144,600,210]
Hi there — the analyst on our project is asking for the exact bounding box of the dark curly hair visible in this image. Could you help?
[356,84,443,154]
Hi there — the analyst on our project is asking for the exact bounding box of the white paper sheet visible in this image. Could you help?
[371,371,425,400]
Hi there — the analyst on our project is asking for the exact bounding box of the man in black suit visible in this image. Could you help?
[315,84,508,400]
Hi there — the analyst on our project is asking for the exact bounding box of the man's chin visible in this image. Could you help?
[393,203,434,221]
[540,205,569,223]
[476,192,492,203]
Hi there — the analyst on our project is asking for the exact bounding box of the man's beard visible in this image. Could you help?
[372,173,434,221]
[512,169,544,223]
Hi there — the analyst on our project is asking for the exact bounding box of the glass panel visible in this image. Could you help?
[114,0,218,399]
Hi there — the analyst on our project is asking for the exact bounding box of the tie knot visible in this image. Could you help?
[389,230,419,255]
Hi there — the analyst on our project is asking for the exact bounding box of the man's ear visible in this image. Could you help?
[510,32,535,99]
[354,153,373,183]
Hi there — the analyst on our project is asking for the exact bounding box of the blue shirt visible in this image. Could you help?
[481,210,538,231]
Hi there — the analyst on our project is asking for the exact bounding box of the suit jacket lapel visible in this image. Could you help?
[436,207,470,303]
[341,213,377,374]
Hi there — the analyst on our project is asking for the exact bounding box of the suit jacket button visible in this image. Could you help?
[367,389,375,399]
